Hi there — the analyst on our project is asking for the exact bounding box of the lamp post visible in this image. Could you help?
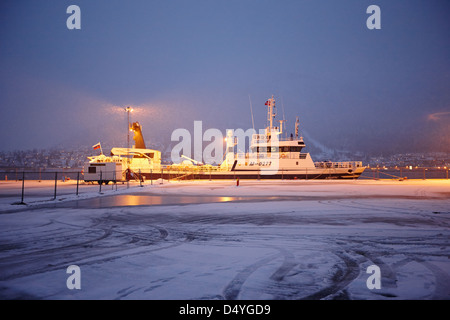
[124,107,133,187]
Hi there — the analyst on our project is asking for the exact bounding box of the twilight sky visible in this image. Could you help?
[0,0,449,155]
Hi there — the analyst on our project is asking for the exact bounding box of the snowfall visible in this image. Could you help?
[0,178,449,300]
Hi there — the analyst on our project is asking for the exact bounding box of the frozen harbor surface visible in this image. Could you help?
[0,179,449,300]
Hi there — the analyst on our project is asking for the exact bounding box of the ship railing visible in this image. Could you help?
[236,153,247,160]
[314,161,363,169]
[235,153,279,161]
[165,164,229,173]
[233,152,310,160]
[251,134,295,143]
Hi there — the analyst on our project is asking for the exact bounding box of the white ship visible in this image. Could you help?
[214,95,365,179]
[84,96,365,183]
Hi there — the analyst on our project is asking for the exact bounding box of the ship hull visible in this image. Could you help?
[141,167,365,181]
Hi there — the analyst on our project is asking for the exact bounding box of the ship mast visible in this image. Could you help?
[265,95,284,140]
[265,95,277,140]
[266,95,276,131]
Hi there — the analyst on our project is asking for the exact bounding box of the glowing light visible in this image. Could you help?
[428,111,450,121]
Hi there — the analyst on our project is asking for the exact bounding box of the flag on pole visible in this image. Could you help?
[92,143,101,150]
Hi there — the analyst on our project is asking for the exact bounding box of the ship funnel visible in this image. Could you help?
[131,122,146,149]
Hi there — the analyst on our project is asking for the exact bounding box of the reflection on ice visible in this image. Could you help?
[67,194,286,208]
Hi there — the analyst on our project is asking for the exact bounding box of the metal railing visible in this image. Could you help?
[359,166,450,180]
[315,161,364,169]
[0,169,141,206]
[1,165,448,206]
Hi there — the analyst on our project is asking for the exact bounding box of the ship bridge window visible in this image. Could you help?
[253,146,279,153]
[278,146,304,152]
[290,146,303,152]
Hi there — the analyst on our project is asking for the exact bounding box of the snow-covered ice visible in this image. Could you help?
[0,179,449,300]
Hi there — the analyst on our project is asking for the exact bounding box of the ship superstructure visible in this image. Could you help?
[84,122,161,183]
[219,96,365,179]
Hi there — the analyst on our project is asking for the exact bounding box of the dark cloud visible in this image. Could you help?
[1,0,449,156]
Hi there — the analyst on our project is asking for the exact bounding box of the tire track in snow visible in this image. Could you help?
[421,262,450,300]
[269,248,297,282]
[222,253,279,300]
[300,252,359,300]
